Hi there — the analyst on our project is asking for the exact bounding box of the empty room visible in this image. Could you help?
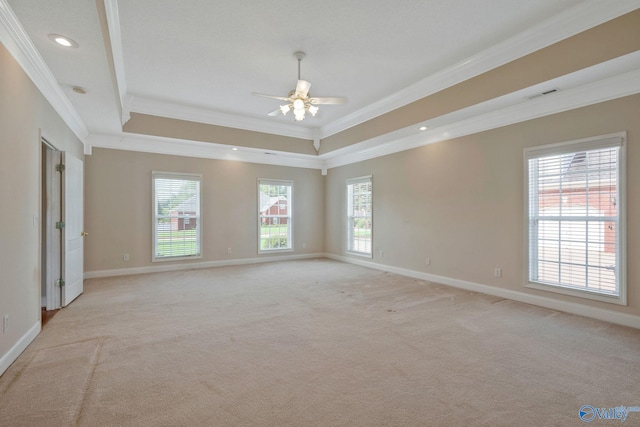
[1,1,640,425]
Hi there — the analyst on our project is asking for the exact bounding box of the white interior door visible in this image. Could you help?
[62,153,84,306]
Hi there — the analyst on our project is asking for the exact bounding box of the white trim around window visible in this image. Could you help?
[152,171,203,262]
[524,132,626,305]
[346,175,373,257]
[258,179,293,254]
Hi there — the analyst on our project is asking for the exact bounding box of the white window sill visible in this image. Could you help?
[526,281,626,306]
[346,250,373,259]
[152,254,202,263]
[259,248,294,255]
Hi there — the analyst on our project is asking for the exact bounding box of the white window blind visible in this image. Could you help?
[258,179,292,252]
[347,176,372,256]
[153,172,202,261]
[525,135,624,301]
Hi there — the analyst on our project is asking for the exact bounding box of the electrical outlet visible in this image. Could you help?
[123,253,130,261]
[302,242,307,249]
[379,250,384,258]
[494,267,502,278]
[3,315,8,333]
[227,248,232,254]
[425,258,431,266]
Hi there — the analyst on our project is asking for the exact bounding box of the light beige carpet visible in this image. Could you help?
[1,259,639,426]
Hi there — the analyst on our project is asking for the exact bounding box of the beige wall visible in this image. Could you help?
[325,94,640,316]
[2,7,639,374]
[319,9,640,154]
[119,11,640,157]
[84,149,325,272]
[0,43,84,360]
[124,113,317,155]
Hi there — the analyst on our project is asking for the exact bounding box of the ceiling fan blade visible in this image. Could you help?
[267,108,282,117]
[309,96,347,105]
[252,92,291,102]
[295,80,311,98]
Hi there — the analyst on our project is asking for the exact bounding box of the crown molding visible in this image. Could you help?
[4,0,635,150]
[87,132,324,170]
[108,1,639,141]
[320,0,640,139]
[88,64,640,173]
[0,0,88,142]
[103,0,128,125]
[321,67,640,170]
[129,95,315,140]
[88,2,640,171]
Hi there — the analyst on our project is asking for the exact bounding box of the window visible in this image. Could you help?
[258,179,292,252]
[525,133,625,304]
[347,176,373,256]
[153,172,202,261]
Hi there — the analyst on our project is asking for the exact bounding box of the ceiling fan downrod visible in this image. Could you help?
[294,51,306,80]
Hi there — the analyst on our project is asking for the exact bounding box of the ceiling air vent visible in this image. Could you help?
[527,88,559,100]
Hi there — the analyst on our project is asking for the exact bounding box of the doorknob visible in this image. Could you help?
[81,231,89,237]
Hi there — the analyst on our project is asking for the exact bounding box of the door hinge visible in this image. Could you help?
[55,221,65,230]
[56,163,65,172]
[57,278,65,287]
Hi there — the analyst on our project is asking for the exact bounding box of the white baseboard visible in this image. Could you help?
[84,252,328,279]
[0,321,41,377]
[84,252,640,329]
[327,254,640,330]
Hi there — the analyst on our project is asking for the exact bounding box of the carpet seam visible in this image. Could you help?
[72,339,103,426]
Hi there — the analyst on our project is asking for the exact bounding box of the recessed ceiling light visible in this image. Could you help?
[231,147,238,151]
[419,126,428,131]
[72,86,87,94]
[48,34,78,48]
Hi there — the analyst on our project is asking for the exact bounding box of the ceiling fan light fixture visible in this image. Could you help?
[280,104,291,115]
[293,98,305,110]
[294,109,305,121]
[252,51,346,121]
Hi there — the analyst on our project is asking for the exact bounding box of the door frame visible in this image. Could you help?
[42,135,62,310]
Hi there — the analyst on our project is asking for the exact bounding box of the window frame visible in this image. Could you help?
[523,132,626,305]
[258,179,293,254]
[346,175,373,258]
[152,171,203,262]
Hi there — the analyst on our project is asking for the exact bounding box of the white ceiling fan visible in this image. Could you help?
[253,51,347,121]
